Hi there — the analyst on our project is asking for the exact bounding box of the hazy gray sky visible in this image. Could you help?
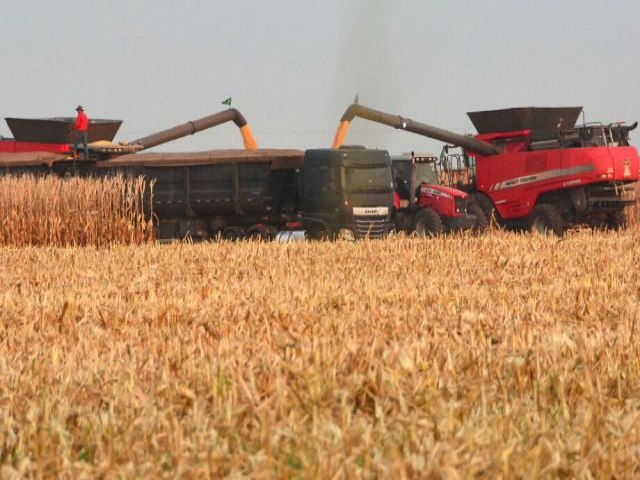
[1,1,638,154]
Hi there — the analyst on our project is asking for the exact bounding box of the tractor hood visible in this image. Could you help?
[420,183,467,199]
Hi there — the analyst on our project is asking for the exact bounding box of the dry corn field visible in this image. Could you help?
[0,175,154,247]
[0,227,639,479]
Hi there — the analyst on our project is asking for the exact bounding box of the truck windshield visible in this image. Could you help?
[345,165,392,193]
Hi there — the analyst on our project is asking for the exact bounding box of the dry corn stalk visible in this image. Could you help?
[0,174,154,246]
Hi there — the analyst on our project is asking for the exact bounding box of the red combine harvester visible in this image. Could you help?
[333,103,639,234]
[333,105,484,236]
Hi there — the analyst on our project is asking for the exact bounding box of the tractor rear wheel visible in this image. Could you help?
[529,204,565,236]
[413,208,443,237]
[606,210,627,230]
[467,203,488,233]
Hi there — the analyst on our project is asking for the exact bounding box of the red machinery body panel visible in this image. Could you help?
[0,139,71,154]
[474,145,640,219]
[418,183,467,218]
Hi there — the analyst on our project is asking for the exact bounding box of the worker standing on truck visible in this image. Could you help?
[71,105,89,159]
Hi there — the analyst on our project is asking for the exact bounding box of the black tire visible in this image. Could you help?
[222,227,244,241]
[308,226,330,241]
[606,210,627,230]
[246,224,271,240]
[467,203,488,234]
[529,204,565,236]
[470,193,500,229]
[413,208,443,237]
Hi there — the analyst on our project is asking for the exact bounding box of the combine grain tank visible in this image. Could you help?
[5,117,122,144]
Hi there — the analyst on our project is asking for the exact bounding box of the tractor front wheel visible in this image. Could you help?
[413,208,444,237]
[529,204,565,236]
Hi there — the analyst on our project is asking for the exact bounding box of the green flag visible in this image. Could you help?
[221,97,232,106]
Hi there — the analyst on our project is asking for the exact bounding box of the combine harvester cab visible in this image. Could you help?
[334,103,640,235]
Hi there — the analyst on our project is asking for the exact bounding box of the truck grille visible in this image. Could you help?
[354,216,387,239]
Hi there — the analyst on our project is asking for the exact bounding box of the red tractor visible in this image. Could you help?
[333,103,639,234]
[390,153,485,235]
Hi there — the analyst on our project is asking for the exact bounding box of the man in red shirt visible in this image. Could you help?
[72,105,89,159]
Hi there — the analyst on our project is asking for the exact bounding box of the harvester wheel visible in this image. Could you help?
[413,208,443,237]
[470,193,500,229]
[467,204,488,233]
[529,204,565,236]
[606,210,627,230]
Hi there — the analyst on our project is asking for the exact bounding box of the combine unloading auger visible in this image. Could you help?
[2,107,260,159]
[332,103,499,156]
[131,108,258,151]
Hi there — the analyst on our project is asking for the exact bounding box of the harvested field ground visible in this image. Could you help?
[1,231,640,478]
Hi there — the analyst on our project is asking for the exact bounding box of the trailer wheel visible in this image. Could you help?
[307,226,330,241]
[467,204,488,233]
[246,224,271,240]
[529,204,565,236]
[413,208,443,237]
[222,227,244,241]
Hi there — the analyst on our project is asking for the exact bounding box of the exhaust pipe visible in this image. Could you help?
[132,108,258,150]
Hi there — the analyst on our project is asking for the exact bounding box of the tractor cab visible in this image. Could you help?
[391,152,439,206]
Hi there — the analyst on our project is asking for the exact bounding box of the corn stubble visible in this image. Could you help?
[0,175,153,247]
[0,225,639,478]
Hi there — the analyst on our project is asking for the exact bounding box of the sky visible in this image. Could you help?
[1,0,639,155]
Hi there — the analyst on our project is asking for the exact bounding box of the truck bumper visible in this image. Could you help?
[351,216,394,239]
[443,213,476,232]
